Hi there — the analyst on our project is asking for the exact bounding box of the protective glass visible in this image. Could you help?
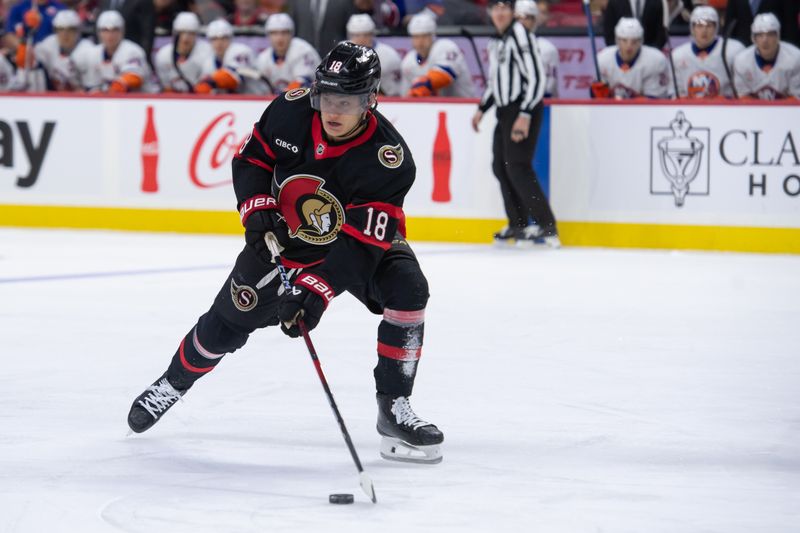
[312,92,370,115]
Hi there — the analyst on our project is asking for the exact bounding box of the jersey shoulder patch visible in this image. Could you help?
[377,143,404,169]
[284,87,311,101]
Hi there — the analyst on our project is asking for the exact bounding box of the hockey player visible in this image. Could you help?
[195,18,262,94]
[346,14,402,96]
[401,13,474,98]
[733,13,800,100]
[672,6,744,99]
[127,42,444,464]
[515,0,559,97]
[21,9,94,91]
[86,11,153,93]
[256,13,320,94]
[593,18,672,99]
[155,11,213,93]
[0,46,18,92]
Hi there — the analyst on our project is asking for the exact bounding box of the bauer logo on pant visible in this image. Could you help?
[230,279,258,312]
[650,111,710,207]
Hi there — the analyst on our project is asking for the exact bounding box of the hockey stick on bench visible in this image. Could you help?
[263,233,377,504]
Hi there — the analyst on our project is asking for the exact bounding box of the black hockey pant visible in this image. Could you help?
[164,238,429,399]
[492,101,557,232]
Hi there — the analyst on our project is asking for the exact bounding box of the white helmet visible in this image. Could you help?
[206,18,233,39]
[53,9,81,29]
[690,6,719,27]
[96,10,124,31]
[265,13,295,34]
[173,11,201,34]
[615,17,644,40]
[407,13,436,36]
[347,14,376,35]
[515,0,539,18]
[751,12,780,36]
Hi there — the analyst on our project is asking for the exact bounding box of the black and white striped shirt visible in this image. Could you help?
[479,21,546,116]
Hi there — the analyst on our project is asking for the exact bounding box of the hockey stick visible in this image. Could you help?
[460,27,487,87]
[661,0,680,98]
[172,34,195,93]
[235,65,276,94]
[581,0,602,81]
[263,233,377,504]
[721,19,738,98]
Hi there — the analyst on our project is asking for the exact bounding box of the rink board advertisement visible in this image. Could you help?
[550,102,800,253]
[0,94,506,241]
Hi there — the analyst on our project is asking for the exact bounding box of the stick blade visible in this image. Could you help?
[359,472,377,504]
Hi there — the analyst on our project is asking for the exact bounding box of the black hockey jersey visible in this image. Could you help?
[232,87,415,295]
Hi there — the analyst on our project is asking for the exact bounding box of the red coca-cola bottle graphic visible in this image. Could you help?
[431,111,451,202]
[141,105,159,193]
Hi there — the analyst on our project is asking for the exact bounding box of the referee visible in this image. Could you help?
[472,0,559,247]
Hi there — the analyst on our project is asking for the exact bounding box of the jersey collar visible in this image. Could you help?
[615,49,641,70]
[691,38,718,56]
[311,112,378,160]
[755,47,779,70]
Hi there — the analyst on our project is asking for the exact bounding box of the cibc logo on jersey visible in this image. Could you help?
[650,111,710,207]
[278,175,344,245]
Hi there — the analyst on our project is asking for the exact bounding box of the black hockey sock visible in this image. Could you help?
[166,326,226,390]
[373,309,424,398]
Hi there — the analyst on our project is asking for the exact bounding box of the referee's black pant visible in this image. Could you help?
[492,101,556,233]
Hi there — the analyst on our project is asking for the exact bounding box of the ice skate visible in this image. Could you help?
[516,224,561,249]
[127,372,187,433]
[377,393,443,464]
[493,226,518,247]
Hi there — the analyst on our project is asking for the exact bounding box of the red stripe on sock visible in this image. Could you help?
[179,337,214,374]
[377,342,422,361]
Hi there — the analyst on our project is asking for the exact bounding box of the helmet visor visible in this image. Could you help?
[312,92,371,116]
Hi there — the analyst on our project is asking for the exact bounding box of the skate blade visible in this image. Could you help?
[380,437,442,464]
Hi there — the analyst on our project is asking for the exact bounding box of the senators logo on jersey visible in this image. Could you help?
[278,175,344,245]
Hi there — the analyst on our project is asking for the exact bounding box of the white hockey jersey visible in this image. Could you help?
[86,39,154,92]
[34,34,95,91]
[375,41,402,96]
[155,39,214,92]
[401,38,475,97]
[672,38,744,98]
[0,53,17,92]
[597,44,671,99]
[256,37,320,94]
[201,41,263,94]
[733,42,800,100]
[537,36,559,97]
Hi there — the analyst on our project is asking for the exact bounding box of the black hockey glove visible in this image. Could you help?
[278,273,335,338]
[239,194,284,263]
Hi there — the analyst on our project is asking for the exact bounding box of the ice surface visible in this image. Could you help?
[0,228,798,533]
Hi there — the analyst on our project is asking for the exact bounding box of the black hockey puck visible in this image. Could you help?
[329,493,354,504]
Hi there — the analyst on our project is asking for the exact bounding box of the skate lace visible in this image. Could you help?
[138,379,182,419]
[391,397,429,430]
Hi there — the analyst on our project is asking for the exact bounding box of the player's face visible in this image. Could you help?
[411,34,434,58]
[176,32,197,56]
[99,28,123,51]
[517,15,536,32]
[319,93,370,139]
[348,32,373,48]
[616,37,641,62]
[269,30,292,56]
[210,36,230,58]
[691,21,717,49]
[55,27,79,51]
[489,3,514,32]
[753,31,779,60]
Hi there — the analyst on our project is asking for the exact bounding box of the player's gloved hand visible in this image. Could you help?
[590,81,610,99]
[194,80,214,94]
[23,9,42,32]
[109,80,128,93]
[407,76,434,97]
[278,273,335,338]
[239,194,284,263]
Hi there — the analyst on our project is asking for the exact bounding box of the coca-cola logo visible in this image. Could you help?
[189,112,249,188]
